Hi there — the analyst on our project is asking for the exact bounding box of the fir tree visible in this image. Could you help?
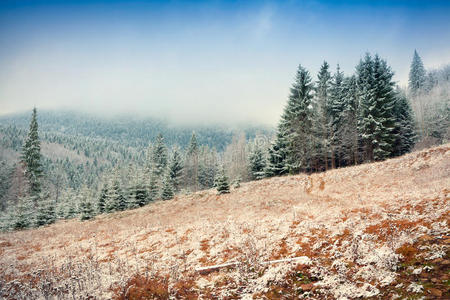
[35,196,56,227]
[161,173,175,200]
[97,184,108,214]
[12,196,34,230]
[152,134,168,177]
[21,108,43,196]
[328,65,346,168]
[105,171,127,212]
[357,53,397,161]
[215,166,230,194]
[279,64,314,173]
[79,188,94,221]
[185,132,199,191]
[337,75,360,165]
[392,89,417,156]
[265,132,288,177]
[168,146,183,191]
[408,50,426,97]
[148,169,160,201]
[248,144,266,180]
[315,61,332,170]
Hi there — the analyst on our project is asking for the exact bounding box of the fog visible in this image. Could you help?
[1,0,449,125]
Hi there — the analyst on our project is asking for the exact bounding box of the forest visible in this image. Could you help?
[0,50,448,230]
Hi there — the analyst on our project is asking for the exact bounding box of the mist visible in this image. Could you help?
[1,0,450,125]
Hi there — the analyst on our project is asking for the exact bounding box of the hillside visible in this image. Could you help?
[0,145,449,299]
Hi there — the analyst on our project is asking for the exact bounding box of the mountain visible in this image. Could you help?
[0,144,448,299]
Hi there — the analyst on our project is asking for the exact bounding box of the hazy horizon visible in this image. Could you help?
[1,0,450,125]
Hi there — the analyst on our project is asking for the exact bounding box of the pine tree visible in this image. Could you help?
[168,146,183,191]
[105,170,127,212]
[337,75,360,165]
[152,134,168,177]
[315,61,332,170]
[148,169,160,201]
[248,144,266,180]
[357,53,397,161]
[408,50,426,97]
[265,132,288,177]
[12,196,34,230]
[161,173,175,200]
[35,196,56,227]
[392,89,417,156]
[185,132,199,191]
[97,184,108,214]
[21,108,43,196]
[215,166,230,194]
[79,188,94,221]
[279,64,314,173]
[328,65,346,168]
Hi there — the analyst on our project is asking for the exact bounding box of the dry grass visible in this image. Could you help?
[0,144,449,299]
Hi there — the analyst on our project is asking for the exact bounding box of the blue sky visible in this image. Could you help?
[1,0,449,124]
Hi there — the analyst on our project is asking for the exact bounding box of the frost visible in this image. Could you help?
[407,282,423,293]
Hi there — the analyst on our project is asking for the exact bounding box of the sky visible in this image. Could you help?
[0,0,449,125]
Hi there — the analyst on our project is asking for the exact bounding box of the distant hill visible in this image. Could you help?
[0,144,448,299]
[0,110,273,150]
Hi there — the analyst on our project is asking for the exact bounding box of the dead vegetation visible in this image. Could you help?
[0,144,449,299]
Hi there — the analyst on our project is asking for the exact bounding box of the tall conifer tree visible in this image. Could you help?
[21,108,43,196]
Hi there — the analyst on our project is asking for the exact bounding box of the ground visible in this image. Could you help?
[0,144,449,299]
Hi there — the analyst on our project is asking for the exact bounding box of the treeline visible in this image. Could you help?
[408,50,449,147]
[263,53,415,175]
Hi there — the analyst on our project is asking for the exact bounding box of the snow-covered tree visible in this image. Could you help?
[215,166,230,194]
[248,144,266,180]
[185,132,199,191]
[279,64,315,173]
[409,50,426,97]
[79,188,94,221]
[35,195,56,227]
[97,184,108,214]
[161,173,175,200]
[315,61,332,170]
[357,53,397,161]
[168,146,183,191]
[152,133,168,177]
[21,108,43,196]
[392,89,417,156]
[265,132,288,177]
[12,196,35,230]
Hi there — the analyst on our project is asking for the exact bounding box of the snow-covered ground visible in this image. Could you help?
[1,144,449,299]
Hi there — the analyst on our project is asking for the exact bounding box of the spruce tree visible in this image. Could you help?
[328,65,345,168]
[97,184,108,214]
[168,146,183,191]
[148,169,160,201]
[161,173,175,200]
[265,132,288,177]
[152,134,168,177]
[21,108,43,196]
[215,166,230,194]
[36,196,56,227]
[79,188,94,221]
[357,53,397,161]
[408,50,426,97]
[337,75,360,165]
[279,64,314,173]
[393,89,417,156]
[12,196,34,230]
[315,61,332,170]
[248,144,266,180]
[185,132,199,191]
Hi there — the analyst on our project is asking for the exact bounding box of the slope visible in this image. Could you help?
[0,144,449,299]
